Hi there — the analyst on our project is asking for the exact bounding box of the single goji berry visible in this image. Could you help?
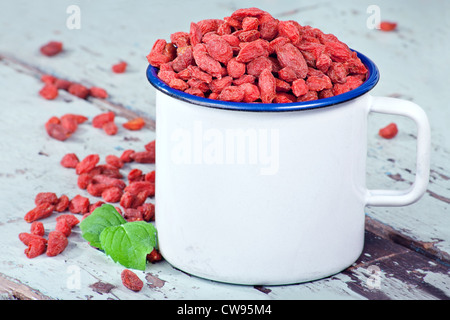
[89,87,108,99]
[40,41,63,56]
[123,117,145,131]
[379,123,398,139]
[39,84,59,100]
[121,269,144,292]
[379,21,397,32]
[68,195,90,214]
[25,238,47,259]
[24,203,55,223]
[56,214,80,228]
[19,232,47,246]
[112,61,127,73]
[138,202,155,222]
[61,153,80,168]
[35,192,58,206]
[102,121,118,136]
[30,221,45,237]
[75,154,100,175]
[55,218,72,237]
[102,187,123,203]
[54,78,72,90]
[46,231,68,257]
[41,74,57,84]
[55,195,70,212]
[120,149,135,163]
[68,83,90,99]
[146,249,162,263]
[92,111,115,128]
[130,151,155,164]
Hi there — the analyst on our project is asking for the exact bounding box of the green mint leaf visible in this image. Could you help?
[99,221,157,271]
[79,204,126,250]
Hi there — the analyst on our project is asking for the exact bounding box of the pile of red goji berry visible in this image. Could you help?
[19,138,160,263]
[146,7,368,103]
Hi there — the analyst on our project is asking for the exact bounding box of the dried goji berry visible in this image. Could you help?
[68,83,90,99]
[39,84,58,100]
[121,269,144,292]
[120,149,135,163]
[125,181,155,197]
[123,117,146,131]
[55,195,70,212]
[138,202,155,222]
[92,111,115,128]
[68,195,90,214]
[40,41,63,56]
[379,21,397,32]
[56,214,80,228]
[258,68,276,103]
[90,87,108,99]
[46,231,68,257]
[30,221,45,237]
[379,123,398,139]
[102,187,123,203]
[102,121,118,136]
[19,232,47,246]
[144,170,155,183]
[130,151,155,164]
[146,249,162,263]
[123,208,144,222]
[112,61,127,73]
[128,168,144,182]
[41,74,57,84]
[75,154,100,175]
[55,218,72,237]
[24,238,47,259]
[54,78,72,90]
[35,192,58,206]
[24,203,55,223]
[61,153,80,168]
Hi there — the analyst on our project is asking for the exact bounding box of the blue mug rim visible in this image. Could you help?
[146,49,379,112]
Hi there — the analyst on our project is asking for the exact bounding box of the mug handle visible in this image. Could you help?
[366,96,431,207]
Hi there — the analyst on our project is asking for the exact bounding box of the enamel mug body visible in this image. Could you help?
[147,51,431,285]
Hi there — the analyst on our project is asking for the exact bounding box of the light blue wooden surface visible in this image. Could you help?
[0,0,449,299]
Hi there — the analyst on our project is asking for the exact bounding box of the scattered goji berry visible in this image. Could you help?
[379,21,397,32]
[112,61,127,73]
[35,192,58,206]
[55,195,70,212]
[30,222,45,237]
[54,78,72,90]
[379,123,398,139]
[121,269,144,292]
[41,74,57,84]
[55,218,72,237]
[146,249,162,263]
[39,84,59,100]
[68,195,90,214]
[61,153,80,168]
[92,111,115,128]
[19,232,47,246]
[46,231,68,257]
[68,83,90,99]
[102,121,118,136]
[130,151,155,164]
[24,203,55,223]
[123,117,146,131]
[56,214,80,228]
[89,87,108,99]
[25,238,47,259]
[120,149,135,163]
[76,154,100,175]
[40,41,63,56]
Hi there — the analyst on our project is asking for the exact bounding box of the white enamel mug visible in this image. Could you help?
[146,51,431,285]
